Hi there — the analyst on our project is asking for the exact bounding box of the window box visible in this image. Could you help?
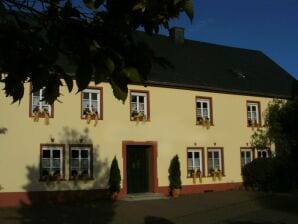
[210,168,222,181]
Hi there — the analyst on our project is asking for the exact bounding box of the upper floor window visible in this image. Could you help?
[196,97,213,126]
[241,148,253,168]
[247,101,261,127]
[207,148,223,175]
[81,88,102,120]
[40,144,64,181]
[69,145,93,180]
[31,89,53,117]
[130,91,150,121]
[187,148,204,177]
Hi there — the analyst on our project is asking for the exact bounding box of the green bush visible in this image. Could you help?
[109,156,121,193]
[242,157,291,192]
[168,155,182,189]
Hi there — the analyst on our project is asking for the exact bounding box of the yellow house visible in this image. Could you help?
[0,28,296,207]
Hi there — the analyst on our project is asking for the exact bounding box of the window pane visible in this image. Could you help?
[208,152,212,159]
[139,96,144,103]
[139,103,145,111]
[81,150,89,158]
[81,159,89,169]
[52,168,61,176]
[72,150,79,158]
[202,102,208,108]
[91,93,97,100]
[52,159,60,168]
[42,159,50,168]
[213,151,219,158]
[71,159,79,168]
[131,95,137,102]
[197,102,201,108]
[53,150,60,158]
[42,150,50,158]
[83,92,89,99]
[41,169,50,177]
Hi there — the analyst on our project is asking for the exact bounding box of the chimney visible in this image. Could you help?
[169,27,184,43]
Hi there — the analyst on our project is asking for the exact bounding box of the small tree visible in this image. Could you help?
[168,155,182,190]
[109,156,121,194]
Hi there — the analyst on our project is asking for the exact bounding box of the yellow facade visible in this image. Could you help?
[0,81,273,195]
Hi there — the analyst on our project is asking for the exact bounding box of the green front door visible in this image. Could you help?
[127,146,149,193]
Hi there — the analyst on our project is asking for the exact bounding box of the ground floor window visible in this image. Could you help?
[241,148,253,168]
[40,144,64,180]
[187,148,204,177]
[207,148,223,175]
[69,145,93,179]
[257,148,270,158]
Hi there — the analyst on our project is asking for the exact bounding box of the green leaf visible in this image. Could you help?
[83,0,95,10]
[76,63,92,92]
[182,0,194,21]
[105,58,115,73]
[174,0,182,5]
[110,79,128,103]
[122,67,143,83]
[133,2,146,11]
[61,73,73,92]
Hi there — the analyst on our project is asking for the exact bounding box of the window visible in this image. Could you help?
[207,148,223,175]
[81,88,102,119]
[241,148,253,168]
[31,89,53,117]
[196,97,213,125]
[257,148,270,158]
[130,91,150,121]
[40,145,64,180]
[187,148,204,177]
[247,101,261,126]
[69,145,93,179]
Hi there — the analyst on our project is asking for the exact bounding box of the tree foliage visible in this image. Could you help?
[168,154,181,189]
[0,0,193,104]
[248,98,298,189]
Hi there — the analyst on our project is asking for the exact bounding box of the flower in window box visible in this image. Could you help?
[196,169,203,183]
[84,107,99,126]
[33,106,40,122]
[43,108,50,125]
[209,168,216,181]
[197,116,203,125]
[203,117,211,129]
[131,111,146,121]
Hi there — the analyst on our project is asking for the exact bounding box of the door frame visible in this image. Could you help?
[122,141,158,195]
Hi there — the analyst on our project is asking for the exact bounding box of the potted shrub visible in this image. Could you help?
[109,156,121,200]
[168,155,182,197]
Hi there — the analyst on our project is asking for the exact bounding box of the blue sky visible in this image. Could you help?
[161,0,298,79]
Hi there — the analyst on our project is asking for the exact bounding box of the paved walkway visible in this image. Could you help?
[0,190,298,223]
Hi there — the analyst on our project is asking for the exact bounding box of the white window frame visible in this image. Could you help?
[131,91,148,119]
[187,149,203,177]
[241,148,253,168]
[31,89,52,116]
[40,145,63,179]
[196,98,211,122]
[247,102,260,125]
[70,146,92,179]
[207,148,223,174]
[82,89,101,119]
[257,148,269,158]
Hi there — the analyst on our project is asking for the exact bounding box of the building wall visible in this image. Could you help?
[0,82,273,197]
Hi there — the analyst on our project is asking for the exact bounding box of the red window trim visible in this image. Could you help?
[195,96,214,125]
[246,100,261,127]
[186,147,205,178]
[206,147,225,176]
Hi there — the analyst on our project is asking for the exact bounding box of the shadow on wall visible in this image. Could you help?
[14,127,116,224]
[0,127,7,134]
